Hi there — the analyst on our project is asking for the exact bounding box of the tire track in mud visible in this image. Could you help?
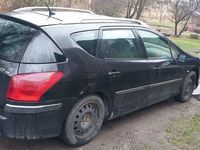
[112,130,142,150]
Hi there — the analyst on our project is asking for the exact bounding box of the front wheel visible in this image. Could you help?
[61,95,105,146]
[175,71,196,102]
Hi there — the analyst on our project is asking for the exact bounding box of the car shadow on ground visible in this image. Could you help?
[0,97,199,150]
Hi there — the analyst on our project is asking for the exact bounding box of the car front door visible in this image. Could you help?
[98,27,152,117]
[136,28,182,102]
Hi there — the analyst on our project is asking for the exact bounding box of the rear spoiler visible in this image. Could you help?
[0,14,41,30]
[0,13,65,56]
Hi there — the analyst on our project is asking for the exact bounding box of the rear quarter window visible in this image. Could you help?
[0,18,37,62]
[71,30,98,56]
[22,31,66,63]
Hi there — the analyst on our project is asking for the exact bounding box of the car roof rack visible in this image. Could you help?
[14,7,95,14]
[81,18,149,26]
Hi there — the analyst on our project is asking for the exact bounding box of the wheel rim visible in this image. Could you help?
[73,102,99,138]
[183,77,195,98]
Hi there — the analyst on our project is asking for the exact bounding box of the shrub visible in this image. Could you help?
[189,34,199,39]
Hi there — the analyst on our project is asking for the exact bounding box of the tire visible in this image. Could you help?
[175,71,196,102]
[61,95,105,146]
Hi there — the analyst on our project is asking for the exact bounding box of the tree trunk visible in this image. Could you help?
[159,12,163,23]
[126,0,131,18]
[136,12,141,19]
[135,7,143,20]
[126,4,130,18]
[178,17,190,36]
[126,0,140,19]
[174,22,178,36]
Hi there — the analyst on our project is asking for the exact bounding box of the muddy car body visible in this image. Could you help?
[0,7,199,146]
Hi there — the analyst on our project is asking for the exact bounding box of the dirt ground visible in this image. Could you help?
[0,95,199,150]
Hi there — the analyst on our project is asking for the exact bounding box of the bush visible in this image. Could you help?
[189,34,199,39]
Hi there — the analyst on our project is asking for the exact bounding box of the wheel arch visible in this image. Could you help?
[78,91,113,120]
[94,92,112,120]
[191,67,199,87]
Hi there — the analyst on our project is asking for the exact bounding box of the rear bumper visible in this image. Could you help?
[0,103,63,139]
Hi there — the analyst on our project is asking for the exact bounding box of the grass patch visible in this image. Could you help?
[142,144,153,150]
[170,36,200,53]
[147,19,174,29]
[166,113,200,150]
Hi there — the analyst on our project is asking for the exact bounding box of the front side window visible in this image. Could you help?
[169,42,180,60]
[137,29,172,59]
[101,29,141,59]
[71,30,98,56]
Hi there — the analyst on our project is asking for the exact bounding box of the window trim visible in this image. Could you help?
[99,27,144,61]
[21,30,67,64]
[135,28,173,60]
[168,41,181,61]
[70,29,100,58]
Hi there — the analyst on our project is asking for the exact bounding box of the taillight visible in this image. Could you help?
[6,72,64,102]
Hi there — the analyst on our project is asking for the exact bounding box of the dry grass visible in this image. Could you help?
[166,112,200,150]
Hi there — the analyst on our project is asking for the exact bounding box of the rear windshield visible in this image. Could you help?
[0,18,37,62]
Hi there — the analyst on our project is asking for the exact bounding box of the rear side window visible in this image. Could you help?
[71,30,98,56]
[0,18,37,62]
[22,31,66,63]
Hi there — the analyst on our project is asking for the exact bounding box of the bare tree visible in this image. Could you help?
[52,0,73,7]
[125,0,158,19]
[0,0,17,12]
[55,0,91,9]
[0,1,4,12]
[23,0,57,9]
[65,0,73,7]
[171,0,200,36]
[0,0,93,12]
[91,0,124,17]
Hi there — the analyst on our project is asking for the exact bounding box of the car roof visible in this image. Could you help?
[3,7,149,27]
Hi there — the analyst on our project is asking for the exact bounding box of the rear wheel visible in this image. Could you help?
[61,95,105,146]
[175,71,196,102]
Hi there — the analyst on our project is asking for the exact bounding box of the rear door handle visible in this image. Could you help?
[151,65,160,69]
[108,71,121,78]
[108,71,121,75]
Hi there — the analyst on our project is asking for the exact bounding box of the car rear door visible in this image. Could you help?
[98,27,152,117]
[135,28,182,101]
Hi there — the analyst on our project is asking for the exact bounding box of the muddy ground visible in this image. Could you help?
[0,95,200,150]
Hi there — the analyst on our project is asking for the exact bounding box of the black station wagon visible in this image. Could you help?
[0,7,199,146]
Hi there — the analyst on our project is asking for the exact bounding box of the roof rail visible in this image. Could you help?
[14,7,95,14]
[81,18,149,27]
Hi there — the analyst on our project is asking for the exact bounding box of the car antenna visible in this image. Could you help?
[42,0,55,17]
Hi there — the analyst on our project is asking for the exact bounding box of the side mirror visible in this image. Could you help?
[177,54,186,62]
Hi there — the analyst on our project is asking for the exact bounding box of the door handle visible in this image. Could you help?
[151,65,160,69]
[108,71,121,78]
[161,61,171,67]
[108,71,121,75]
[152,61,171,69]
